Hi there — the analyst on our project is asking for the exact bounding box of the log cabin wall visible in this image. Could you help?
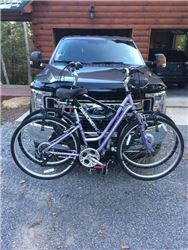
[31,0,188,60]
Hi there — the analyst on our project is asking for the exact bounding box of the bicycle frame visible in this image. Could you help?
[46,92,136,155]
[45,67,154,157]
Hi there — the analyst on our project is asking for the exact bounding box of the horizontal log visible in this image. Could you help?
[32,5,188,13]
[32,29,53,36]
[1,12,31,21]
[33,11,188,19]
[132,31,150,36]
[33,24,188,34]
[32,17,188,26]
[133,36,150,42]
[40,46,55,50]
[142,52,148,55]
[34,36,54,42]
[144,24,188,29]
[139,48,150,54]
[134,43,149,48]
[36,40,54,46]
[33,1,188,7]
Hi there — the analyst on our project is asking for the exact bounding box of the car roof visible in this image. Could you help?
[60,35,133,42]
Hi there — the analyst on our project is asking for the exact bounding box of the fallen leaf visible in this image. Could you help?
[183,195,188,201]
[121,243,130,250]
[48,196,54,204]
[52,207,63,217]
[29,219,42,228]
[182,157,188,160]
[19,180,26,185]
[97,229,106,236]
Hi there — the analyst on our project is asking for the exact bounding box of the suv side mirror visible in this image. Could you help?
[185,61,188,70]
[154,53,166,69]
[145,61,154,67]
[30,51,42,68]
[30,51,49,69]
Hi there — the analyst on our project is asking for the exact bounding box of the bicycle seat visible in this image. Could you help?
[55,87,88,100]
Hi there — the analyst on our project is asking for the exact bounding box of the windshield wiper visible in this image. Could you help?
[90,61,126,65]
[53,60,72,63]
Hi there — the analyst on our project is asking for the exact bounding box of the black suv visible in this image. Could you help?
[30,36,166,123]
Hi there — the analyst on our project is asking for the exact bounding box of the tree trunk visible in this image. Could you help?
[1,53,10,85]
[23,22,32,84]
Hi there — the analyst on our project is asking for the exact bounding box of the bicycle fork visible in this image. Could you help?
[137,113,154,156]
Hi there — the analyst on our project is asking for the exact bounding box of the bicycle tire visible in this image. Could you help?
[118,111,176,139]
[23,108,74,125]
[11,115,80,180]
[18,109,75,162]
[117,116,184,180]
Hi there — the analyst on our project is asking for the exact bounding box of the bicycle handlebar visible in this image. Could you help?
[59,63,146,90]
[122,67,144,76]
[69,61,83,70]
[123,67,148,91]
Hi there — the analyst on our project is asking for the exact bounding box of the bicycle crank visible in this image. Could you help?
[79,148,103,168]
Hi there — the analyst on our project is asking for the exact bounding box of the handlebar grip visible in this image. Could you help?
[69,61,83,70]
[76,61,83,69]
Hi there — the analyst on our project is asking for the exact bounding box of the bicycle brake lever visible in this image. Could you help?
[69,61,83,70]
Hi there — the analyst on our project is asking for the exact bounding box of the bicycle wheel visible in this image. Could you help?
[18,109,75,162]
[11,116,80,179]
[117,116,184,180]
[23,108,74,125]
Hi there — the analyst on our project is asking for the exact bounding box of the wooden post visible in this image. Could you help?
[1,53,10,85]
[23,22,32,84]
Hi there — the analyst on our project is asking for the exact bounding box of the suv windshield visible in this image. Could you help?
[53,38,145,66]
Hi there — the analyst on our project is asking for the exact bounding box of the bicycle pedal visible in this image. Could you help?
[94,165,105,169]
[95,165,108,175]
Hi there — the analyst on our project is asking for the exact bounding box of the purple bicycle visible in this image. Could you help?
[11,66,184,180]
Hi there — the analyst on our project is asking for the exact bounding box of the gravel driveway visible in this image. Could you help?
[1,122,188,250]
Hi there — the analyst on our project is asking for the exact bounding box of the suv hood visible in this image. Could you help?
[31,64,166,99]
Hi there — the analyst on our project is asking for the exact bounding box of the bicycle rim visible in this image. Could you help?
[11,116,80,179]
[118,117,184,180]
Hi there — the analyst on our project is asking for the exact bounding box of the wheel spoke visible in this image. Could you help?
[119,116,184,180]
[11,115,80,179]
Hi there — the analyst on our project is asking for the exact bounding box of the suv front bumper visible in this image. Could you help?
[31,88,166,114]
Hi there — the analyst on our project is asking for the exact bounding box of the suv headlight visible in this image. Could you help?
[145,91,166,113]
[31,89,52,111]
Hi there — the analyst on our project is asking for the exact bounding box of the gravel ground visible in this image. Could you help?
[1,122,188,250]
[1,106,29,124]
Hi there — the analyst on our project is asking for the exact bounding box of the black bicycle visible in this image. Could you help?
[11,63,184,180]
